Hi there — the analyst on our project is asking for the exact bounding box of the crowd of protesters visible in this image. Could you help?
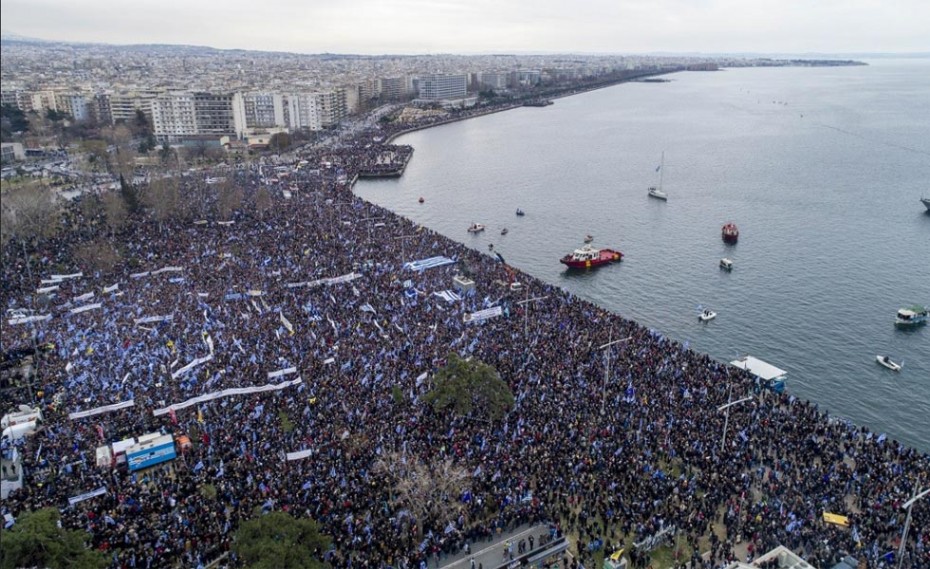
[1,109,928,569]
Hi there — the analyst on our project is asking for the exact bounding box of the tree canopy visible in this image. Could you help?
[232,512,330,569]
[0,507,108,569]
[424,353,514,421]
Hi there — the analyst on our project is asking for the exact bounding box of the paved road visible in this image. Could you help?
[438,523,554,569]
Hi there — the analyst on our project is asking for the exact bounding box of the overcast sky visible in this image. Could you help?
[2,0,928,55]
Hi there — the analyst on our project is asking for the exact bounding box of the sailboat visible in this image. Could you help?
[648,152,668,201]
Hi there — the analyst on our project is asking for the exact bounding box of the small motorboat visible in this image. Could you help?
[876,355,902,372]
[501,228,508,236]
[584,234,594,243]
[516,208,525,216]
[895,305,928,327]
[418,197,425,203]
[467,223,485,234]
[699,309,717,322]
[647,186,668,201]
[720,258,733,271]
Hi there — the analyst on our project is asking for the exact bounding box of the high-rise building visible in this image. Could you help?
[193,92,237,137]
[236,93,285,130]
[378,76,408,101]
[417,74,467,101]
[151,92,198,142]
[284,89,347,131]
[477,72,510,90]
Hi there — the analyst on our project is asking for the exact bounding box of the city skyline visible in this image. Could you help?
[2,0,929,55]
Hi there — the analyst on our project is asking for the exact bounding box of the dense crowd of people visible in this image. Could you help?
[2,111,928,569]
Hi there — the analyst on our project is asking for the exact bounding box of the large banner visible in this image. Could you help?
[403,256,455,272]
[285,449,315,461]
[69,400,136,420]
[153,377,303,416]
[68,486,107,505]
[463,306,503,324]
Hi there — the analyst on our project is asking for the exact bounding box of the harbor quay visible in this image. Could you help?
[1,97,928,569]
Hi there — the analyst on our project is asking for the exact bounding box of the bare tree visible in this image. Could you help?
[143,176,182,225]
[80,140,111,173]
[216,180,244,220]
[100,191,129,233]
[0,181,62,248]
[72,239,122,273]
[373,451,470,532]
[254,186,272,219]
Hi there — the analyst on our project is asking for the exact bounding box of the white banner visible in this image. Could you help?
[70,303,102,315]
[463,306,503,324]
[68,486,107,505]
[134,315,173,325]
[69,400,136,420]
[267,367,297,379]
[103,284,119,293]
[51,272,83,281]
[36,285,60,294]
[151,266,183,275]
[8,314,52,325]
[326,272,362,285]
[285,449,315,461]
[153,377,303,416]
[73,292,95,303]
[171,354,213,379]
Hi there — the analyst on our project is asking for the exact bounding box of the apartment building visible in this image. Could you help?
[378,76,409,101]
[193,92,238,137]
[54,93,90,121]
[151,92,198,141]
[106,91,159,124]
[236,93,286,129]
[285,89,347,131]
[477,72,510,90]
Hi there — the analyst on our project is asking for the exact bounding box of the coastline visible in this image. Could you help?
[351,74,929,455]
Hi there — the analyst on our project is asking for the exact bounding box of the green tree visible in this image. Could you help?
[232,512,330,569]
[269,132,292,152]
[423,353,514,421]
[0,507,108,569]
[1,104,30,135]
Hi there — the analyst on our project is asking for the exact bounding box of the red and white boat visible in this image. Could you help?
[722,223,739,244]
[560,244,623,269]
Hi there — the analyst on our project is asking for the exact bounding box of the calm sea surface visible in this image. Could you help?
[356,60,930,452]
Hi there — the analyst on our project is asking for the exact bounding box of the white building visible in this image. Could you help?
[285,89,347,131]
[236,92,285,130]
[151,92,243,142]
[1,142,26,163]
[417,74,468,101]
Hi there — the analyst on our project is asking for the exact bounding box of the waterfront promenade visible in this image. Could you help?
[1,93,927,569]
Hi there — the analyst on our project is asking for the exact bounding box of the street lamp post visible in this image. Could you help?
[717,385,754,452]
[598,334,632,415]
[514,292,549,339]
[393,234,417,263]
[897,485,930,569]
